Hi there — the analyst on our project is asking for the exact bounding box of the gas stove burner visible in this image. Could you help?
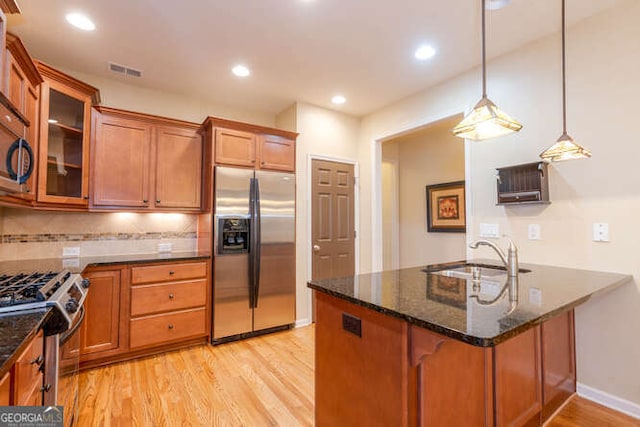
[0,269,89,334]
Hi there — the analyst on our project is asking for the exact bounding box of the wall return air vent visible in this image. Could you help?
[108,62,142,78]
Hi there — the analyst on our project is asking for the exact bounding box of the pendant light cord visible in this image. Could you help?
[561,0,567,134]
[482,0,487,98]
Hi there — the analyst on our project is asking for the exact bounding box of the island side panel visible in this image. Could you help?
[541,309,576,422]
[494,326,543,426]
[410,325,494,427]
[315,292,409,427]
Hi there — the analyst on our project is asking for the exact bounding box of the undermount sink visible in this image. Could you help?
[426,263,531,280]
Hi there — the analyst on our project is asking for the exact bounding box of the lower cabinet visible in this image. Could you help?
[12,330,44,406]
[315,292,409,427]
[77,267,126,365]
[79,259,210,370]
[315,292,576,427]
[0,372,10,405]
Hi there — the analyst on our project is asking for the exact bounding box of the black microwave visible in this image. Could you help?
[0,94,34,195]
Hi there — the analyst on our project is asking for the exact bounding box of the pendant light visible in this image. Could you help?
[453,0,523,140]
[540,0,591,161]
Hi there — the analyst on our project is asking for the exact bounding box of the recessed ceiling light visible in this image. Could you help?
[232,65,251,77]
[414,45,436,60]
[65,13,96,31]
[486,0,511,10]
[331,95,346,105]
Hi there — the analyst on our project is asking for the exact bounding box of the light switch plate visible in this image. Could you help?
[479,223,500,238]
[528,224,541,240]
[62,247,80,258]
[592,223,610,242]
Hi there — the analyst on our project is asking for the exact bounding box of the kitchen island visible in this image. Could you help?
[308,260,631,427]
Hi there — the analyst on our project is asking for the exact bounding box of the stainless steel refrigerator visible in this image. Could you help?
[212,166,296,342]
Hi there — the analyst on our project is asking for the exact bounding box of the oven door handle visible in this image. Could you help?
[60,306,85,345]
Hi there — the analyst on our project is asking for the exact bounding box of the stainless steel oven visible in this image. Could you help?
[47,306,85,427]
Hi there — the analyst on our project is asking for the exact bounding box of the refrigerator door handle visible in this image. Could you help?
[248,177,256,309]
[254,178,262,308]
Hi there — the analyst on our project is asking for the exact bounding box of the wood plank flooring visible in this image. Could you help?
[78,325,638,426]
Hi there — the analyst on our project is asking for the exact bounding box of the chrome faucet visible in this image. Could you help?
[468,237,519,278]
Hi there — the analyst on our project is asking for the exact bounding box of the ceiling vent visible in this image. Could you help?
[108,62,142,78]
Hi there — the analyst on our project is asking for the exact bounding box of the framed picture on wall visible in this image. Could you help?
[426,181,466,233]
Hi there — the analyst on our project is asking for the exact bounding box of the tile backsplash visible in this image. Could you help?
[0,208,199,260]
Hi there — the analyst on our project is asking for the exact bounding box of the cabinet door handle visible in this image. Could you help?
[41,384,52,393]
[169,271,175,275]
[168,324,174,330]
[84,196,89,200]
[30,355,43,365]
[143,199,148,203]
[169,293,174,300]
[156,199,161,203]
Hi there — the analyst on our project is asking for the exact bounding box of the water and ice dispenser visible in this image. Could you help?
[217,217,250,254]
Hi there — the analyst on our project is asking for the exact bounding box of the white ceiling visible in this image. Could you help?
[6,0,624,117]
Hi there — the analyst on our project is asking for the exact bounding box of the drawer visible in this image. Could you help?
[131,261,207,285]
[14,330,44,406]
[131,279,207,317]
[130,307,207,349]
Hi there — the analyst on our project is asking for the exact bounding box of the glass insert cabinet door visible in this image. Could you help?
[36,66,96,206]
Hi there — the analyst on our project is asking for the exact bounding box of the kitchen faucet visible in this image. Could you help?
[468,237,519,278]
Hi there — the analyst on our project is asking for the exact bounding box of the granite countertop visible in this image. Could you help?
[308,259,632,347]
[0,251,211,375]
[0,250,211,275]
[0,309,51,378]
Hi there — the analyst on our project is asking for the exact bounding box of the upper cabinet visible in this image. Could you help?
[203,117,297,173]
[91,107,202,211]
[4,33,43,199]
[36,61,100,207]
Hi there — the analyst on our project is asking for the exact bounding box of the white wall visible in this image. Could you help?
[292,102,360,324]
[382,117,466,268]
[358,0,640,408]
[58,68,275,126]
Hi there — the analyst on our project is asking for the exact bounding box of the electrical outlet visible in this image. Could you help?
[479,223,500,238]
[62,247,80,258]
[592,223,610,242]
[157,243,172,253]
[528,224,541,240]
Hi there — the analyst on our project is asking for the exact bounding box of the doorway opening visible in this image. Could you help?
[380,114,466,270]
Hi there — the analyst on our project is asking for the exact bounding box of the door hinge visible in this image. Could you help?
[354,230,357,239]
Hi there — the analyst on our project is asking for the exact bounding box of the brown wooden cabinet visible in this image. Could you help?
[91,107,202,211]
[129,261,208,350]
[36,61,100,207]
[78,259,211,370]
[315,291,576,427]
[204,116,297,173]
[315,292,409,427]
[0,371,10,405]
[12,329,44,406]
[79,268,124,361]
[1,33,42,201]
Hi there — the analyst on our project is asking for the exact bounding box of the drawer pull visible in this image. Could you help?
[168,324,174,330]
[169,271,175,275]
[30,355,43,365]
[41,384,52,393]
[169,293,174,300]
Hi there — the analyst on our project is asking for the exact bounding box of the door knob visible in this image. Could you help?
[313,245,320,252]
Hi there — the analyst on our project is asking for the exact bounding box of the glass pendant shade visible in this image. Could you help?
[540,132,591,161]
[453,96,523,140]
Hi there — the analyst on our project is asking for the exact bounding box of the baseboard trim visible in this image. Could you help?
[294,318,312,328]
[577,382,640,419]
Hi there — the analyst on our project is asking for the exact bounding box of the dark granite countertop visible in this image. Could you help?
[0,309,51,378]
[0,251,211,275]
[0,251,210,375]
[308,259,632,347]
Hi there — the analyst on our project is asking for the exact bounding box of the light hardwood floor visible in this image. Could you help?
[78,325,638,426]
